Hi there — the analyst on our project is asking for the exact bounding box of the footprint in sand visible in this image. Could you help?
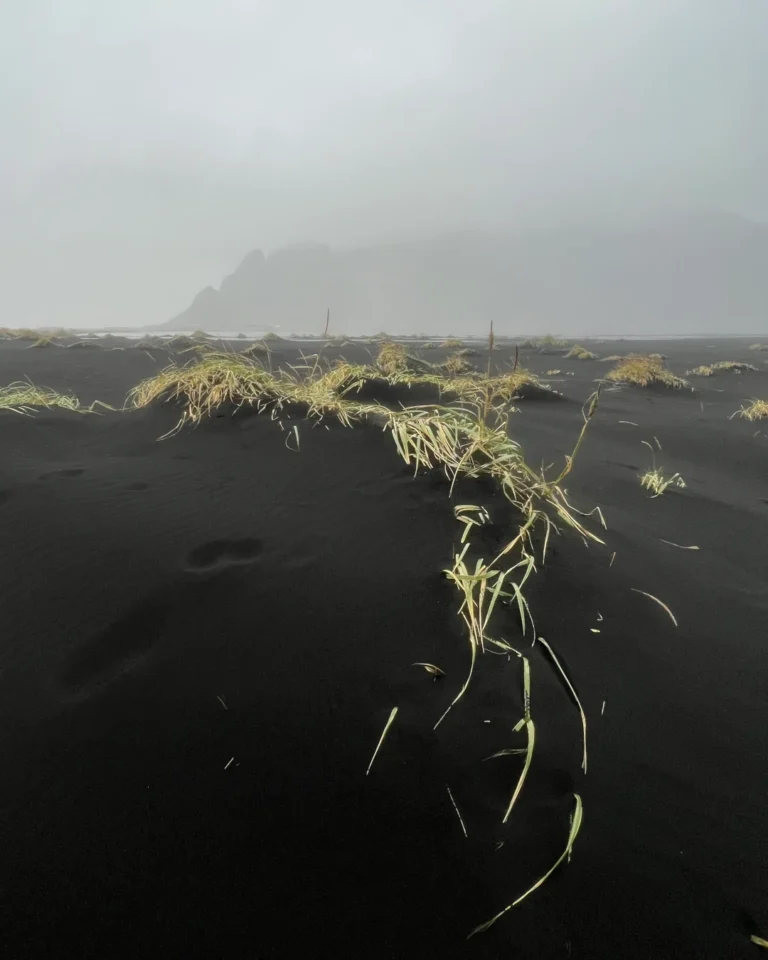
[0,490,11,507]
[184,538,263,572]
[58,592,170,700]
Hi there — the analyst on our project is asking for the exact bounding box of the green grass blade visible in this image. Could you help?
[470,794,584,937]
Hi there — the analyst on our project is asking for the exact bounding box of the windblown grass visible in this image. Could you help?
[687,361,758,376]
[469,794,584,937]
[241,341,270,357]
[640,468,686,496]
[440,338,464,348]
[605,355,687,389]
[28,336,56,349]
[439,354,476,376]
[518,334,570,354]
[731,399,768,421]
[566,345,599,360]
[0,381,84,414]
[130,348,603,904]
[375,341,410,376]
[127,352,380,436]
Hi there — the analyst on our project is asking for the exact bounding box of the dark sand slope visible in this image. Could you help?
[0,338,767,958]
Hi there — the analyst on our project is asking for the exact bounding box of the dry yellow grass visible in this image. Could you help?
[605,354,687,388]
[0,381,85,414]
[439,354,476,376]
[375,341,410,376]
[566,345,599,360]
[732,399,768,421]
[640,468,686,497]
[687,361,757,376]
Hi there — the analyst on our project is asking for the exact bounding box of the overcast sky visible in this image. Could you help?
[1,0,766,327]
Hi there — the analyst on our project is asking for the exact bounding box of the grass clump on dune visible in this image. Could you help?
[439,354,476,376]
[28,336,57,349]
[731,399,768,421]
[518,334,570,354]
[605,354,687,389]
[748,343,768,351]
[127,352,379,435]
[0,381,84,415]
[688,361,757,376]
[566,345,599,360]
[375,341,431,377]
[440,338,464,348]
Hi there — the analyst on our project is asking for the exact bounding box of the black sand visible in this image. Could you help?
[0,337,766,958]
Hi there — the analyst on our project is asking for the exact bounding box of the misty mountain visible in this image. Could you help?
[165,216,768,335]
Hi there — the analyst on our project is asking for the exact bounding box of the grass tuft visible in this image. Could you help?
[687,361,757,376]
[605,355,687,389]
[640,468,685,496]
[732,398,768,421]
[439,354,476,376]
[0,381,85,415]
[566,345,599,360]
[748,343,768,351]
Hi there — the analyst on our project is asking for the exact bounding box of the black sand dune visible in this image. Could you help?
[0,337,767,958]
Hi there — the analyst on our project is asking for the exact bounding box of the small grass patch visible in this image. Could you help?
[242,341,270,357]
[0,381,84,414]
[566,345,599,360]
[440,338,464,348]
[687,361,757,376]
[518,334,570,354]
[640,468,686,497]
[731,399,768,421]
[605,355,687,389]
[28,336,56,349]
[439,354,476,376]
[748,343,768,351]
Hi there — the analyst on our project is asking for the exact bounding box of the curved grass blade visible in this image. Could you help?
[537,636,588,774]
[501,717,535,823]
[631,588,678,627]
[469,794,584,938]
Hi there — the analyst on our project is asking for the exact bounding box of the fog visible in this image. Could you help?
[1,1,766,330]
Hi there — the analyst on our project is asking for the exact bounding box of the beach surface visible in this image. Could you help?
[0,335,766,958]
